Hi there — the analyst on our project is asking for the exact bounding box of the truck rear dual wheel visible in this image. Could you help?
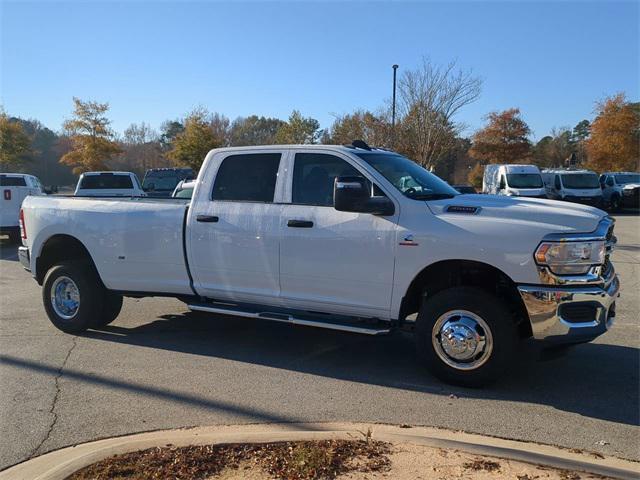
[42,261,122,333]
[415,287,518,387]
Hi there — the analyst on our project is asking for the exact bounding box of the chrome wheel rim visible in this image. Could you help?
[431,310,493,371]
[51,276,80,320]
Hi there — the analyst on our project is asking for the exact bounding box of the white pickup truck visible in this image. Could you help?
[18,144,620,386]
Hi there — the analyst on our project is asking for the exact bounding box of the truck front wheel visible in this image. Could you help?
[415,287,517,387]
[42,261,105,334]
[91,292,123,328]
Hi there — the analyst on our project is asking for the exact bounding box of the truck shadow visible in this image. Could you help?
[0,238,19,261]
[84,310,639,428]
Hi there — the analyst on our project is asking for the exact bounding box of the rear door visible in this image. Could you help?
[189,150,286,304]
[1,175,28,227]
[278,150,397,318]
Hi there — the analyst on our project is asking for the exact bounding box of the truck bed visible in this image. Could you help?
[21,196,193,295]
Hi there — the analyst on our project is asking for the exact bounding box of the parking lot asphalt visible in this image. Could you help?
[1,214,638,470]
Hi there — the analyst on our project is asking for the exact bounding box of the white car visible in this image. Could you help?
[599,172,640,211]
[19,143,619,386]
[541,169,604,208]
[0,173,45,243]
[74,171,145,197]
[483,164,546,198]
[171,180,197,199]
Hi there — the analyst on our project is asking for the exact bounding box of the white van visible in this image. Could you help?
[541,169,603,208]
[0,173,45,243]
[482,164,546,197]
[74,171,145,197]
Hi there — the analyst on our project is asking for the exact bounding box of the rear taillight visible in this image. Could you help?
[3,189,10,200]
[19,208,27,240]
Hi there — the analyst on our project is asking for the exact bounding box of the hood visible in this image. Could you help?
[426,194,605,235]
[622,183,640,190]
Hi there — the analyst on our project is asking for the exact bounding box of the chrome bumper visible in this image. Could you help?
[517,274,619,343]
[18,246,30,271]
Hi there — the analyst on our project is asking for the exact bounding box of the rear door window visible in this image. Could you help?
[0,176,27,187]
[212,153,281,202]
[79,174,134,189]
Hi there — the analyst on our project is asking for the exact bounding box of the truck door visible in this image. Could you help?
[188,151,285,303]
[278,151,397,318]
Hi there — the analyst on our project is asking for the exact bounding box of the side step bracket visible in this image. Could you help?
[187,302,391,336]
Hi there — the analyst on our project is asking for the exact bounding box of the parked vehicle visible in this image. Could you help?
[541,169,603,208]
[142,168,195,197]
[172,180,197,199]
[74,172,145,197]
[1,173,45,243]
[599,172,640,211]
[452,184,477,194]
[482,164,546,198]
[19,143,619,386]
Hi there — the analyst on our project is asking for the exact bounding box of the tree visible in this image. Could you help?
[469,108,532,165]
[571,119,590,165]
[327,110,391,146]
[274,110,323,144]
[534,127,574,168]
[229,115,286,146]
[586,93,639,172]
[60,98,121,174]
[119,122,165,174]
[166,107,225,170]
[467,163,484,189]
[0,111,32,170]
[160,120,185,149]
[396,58,482,169]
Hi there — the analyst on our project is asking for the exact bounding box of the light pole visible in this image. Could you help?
[391,64,399,146]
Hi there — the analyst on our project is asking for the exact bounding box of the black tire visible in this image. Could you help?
[91,292,123,328]
[609,194,621,212]
[415,286,518,387]
[42,261,105,334]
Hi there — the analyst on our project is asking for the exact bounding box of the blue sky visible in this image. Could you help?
[1,1,638,140]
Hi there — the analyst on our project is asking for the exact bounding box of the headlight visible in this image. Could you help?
[535,241,605,275]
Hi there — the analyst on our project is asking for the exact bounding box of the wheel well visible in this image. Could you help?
[35,235,97,285]
[399,260,532,338]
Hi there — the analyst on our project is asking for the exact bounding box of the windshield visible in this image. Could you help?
[561,173,600,189]
[143,176,181,191]
[355,152,458,199]
[506,173,543,189]
[174,187,194,199]
[614,173,640,184]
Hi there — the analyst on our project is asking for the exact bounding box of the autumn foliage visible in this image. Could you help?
[469,108,532,165]
[60,98,121,175]
[586,93,639,172]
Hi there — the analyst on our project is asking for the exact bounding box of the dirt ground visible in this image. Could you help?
[73,440,611,480]
[339,443,607,480]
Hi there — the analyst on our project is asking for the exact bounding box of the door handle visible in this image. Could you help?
[287,219,314,228]
[196,215,219,223]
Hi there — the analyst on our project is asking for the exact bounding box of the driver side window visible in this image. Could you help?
[554,175,561,190]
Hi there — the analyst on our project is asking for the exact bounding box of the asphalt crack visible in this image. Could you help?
[28,335,78,458]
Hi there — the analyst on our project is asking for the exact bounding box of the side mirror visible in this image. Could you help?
[334,176,394,216]
[147,183,155,192]
[606,179,614,187]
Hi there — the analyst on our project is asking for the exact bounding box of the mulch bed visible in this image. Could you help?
[66,439,391,480]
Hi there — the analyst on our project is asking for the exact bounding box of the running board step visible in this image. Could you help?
[187,302,391,335]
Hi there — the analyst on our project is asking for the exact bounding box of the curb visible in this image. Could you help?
[1,423,637,480]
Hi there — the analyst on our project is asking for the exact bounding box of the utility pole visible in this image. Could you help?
[391,64,399,147]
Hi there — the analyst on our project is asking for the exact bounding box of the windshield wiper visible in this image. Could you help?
[406,192,457,200]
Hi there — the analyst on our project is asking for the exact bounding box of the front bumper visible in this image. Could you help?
[18,246,30,271]
[563,195,603,208]
[517,274,619,344]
